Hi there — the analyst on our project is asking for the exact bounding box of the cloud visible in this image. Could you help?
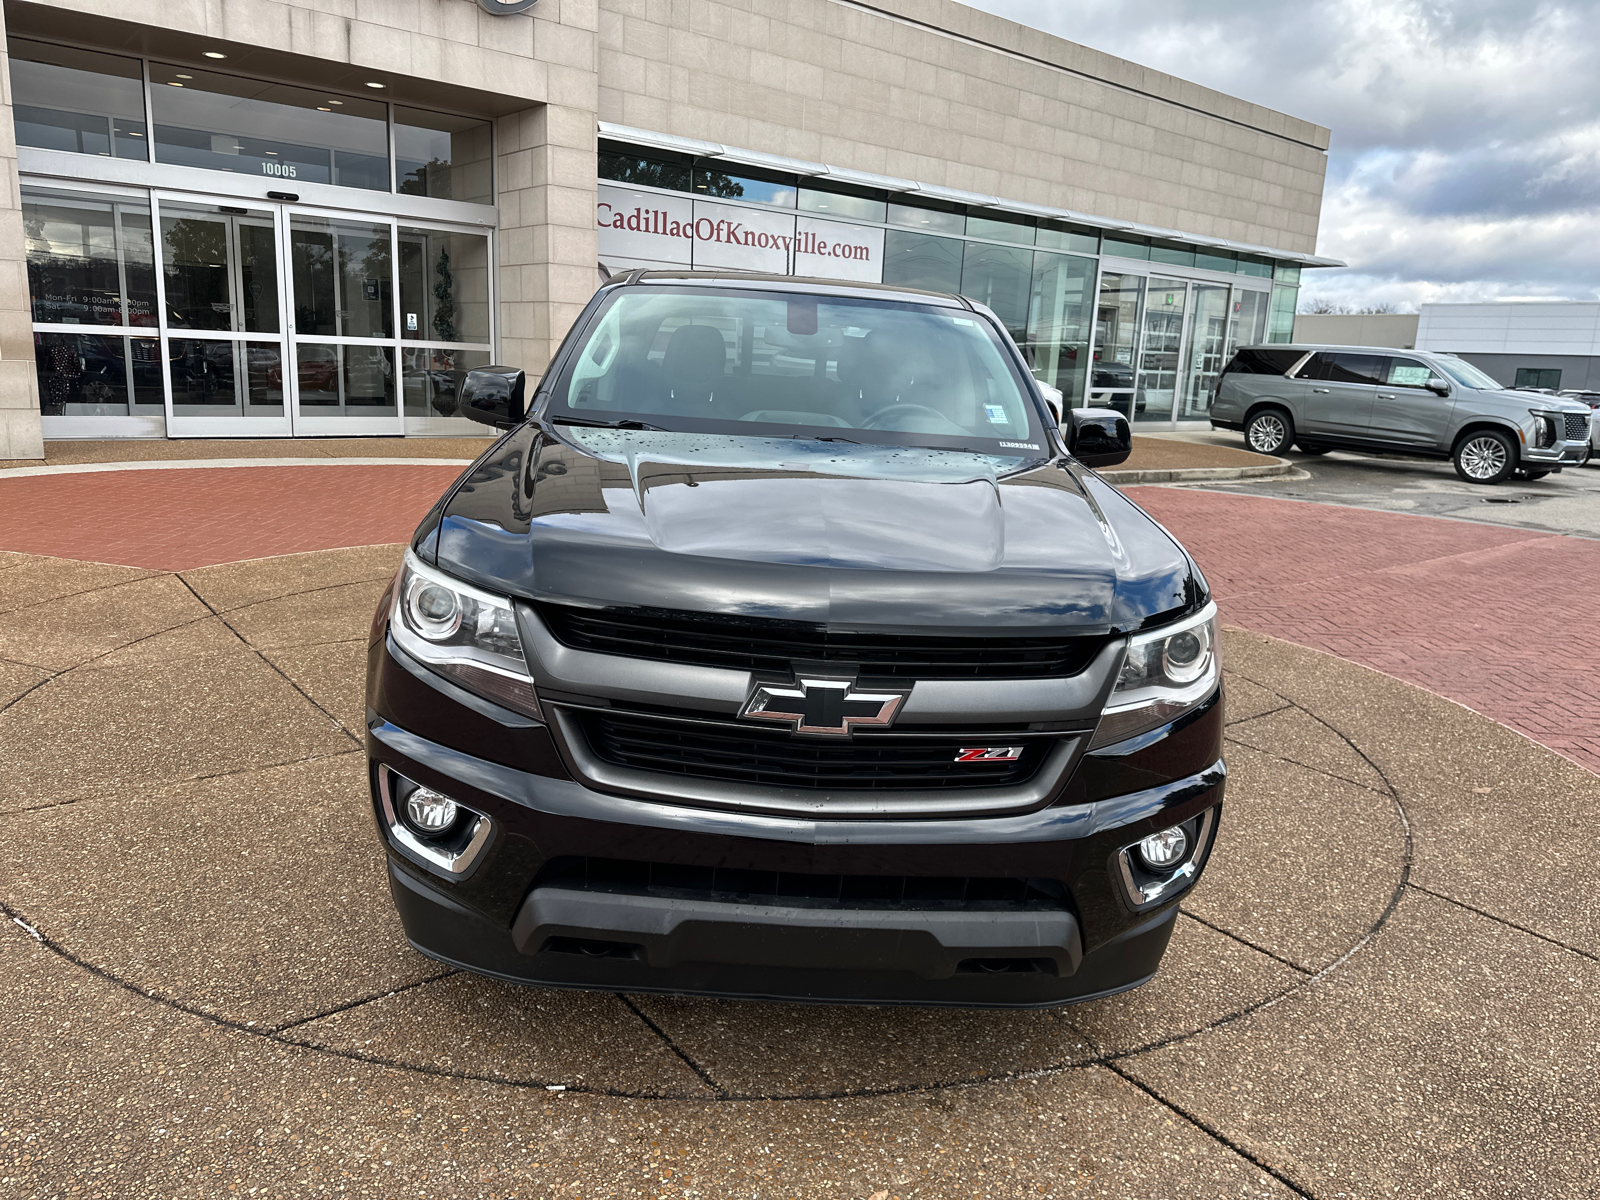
[960,0,1600,305]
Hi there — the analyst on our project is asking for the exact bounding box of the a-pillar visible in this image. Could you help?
[496,103,598,388]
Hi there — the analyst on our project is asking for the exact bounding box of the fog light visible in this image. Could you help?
[405,787,459,834]
[1138,826,1188,869]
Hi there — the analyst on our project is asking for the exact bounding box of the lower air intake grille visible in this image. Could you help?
[576,709,1051,791]
[535,856,1070,911]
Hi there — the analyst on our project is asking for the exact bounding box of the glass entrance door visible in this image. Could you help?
[1134,277,1188,425]
[150,192,492,437]
[1091,271,1274,428]
[287,214,401,435]
[158,198,290,436]
[1180,283,1231,421]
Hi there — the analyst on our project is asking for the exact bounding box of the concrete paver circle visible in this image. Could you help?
[2,544,1413,1103]
[3,530,1597,1195]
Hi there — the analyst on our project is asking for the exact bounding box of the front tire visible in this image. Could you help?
[1453,430,1517,484]
[1245,408,1293,456]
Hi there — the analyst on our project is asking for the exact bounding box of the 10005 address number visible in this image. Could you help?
[261,162,298,178]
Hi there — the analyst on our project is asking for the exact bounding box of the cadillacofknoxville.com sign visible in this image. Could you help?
[596,184,884,282]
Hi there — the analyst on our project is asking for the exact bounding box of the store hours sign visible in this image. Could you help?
[596,184,884,283]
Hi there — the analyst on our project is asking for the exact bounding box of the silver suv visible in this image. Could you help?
[1211,345,1593,484]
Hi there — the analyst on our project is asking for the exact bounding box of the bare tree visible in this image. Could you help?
[1298,299,1406,315]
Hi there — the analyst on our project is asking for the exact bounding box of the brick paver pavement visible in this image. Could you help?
[3,462,1592,774]
[1130,487,1600,775]
[0,464,462,571]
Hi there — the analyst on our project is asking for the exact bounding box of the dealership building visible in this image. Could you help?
[0,0,1338,457]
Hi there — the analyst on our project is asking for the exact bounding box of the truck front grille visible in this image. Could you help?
[536,602,1103,680]
[1566,412,1592,442]
[576,709,1053,791]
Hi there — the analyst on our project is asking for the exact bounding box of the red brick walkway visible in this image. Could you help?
[1128,487,1600,775]
[0,465,462,571]
[3,463,1594,774]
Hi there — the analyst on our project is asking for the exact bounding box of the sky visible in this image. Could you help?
[960,0,1600,312]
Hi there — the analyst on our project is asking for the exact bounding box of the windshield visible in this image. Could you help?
[1432,355,1503,392]
[547,287,1047,454]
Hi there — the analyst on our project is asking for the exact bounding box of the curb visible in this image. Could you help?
[1101,458,1292,484]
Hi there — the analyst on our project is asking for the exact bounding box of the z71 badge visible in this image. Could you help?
[954,746,1025,762]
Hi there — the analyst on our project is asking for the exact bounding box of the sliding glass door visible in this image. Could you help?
[150,190,492,436]
[159,198,290,435]
[1091,268,1272,427]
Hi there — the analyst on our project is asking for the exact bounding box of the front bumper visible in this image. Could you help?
[365,639,1224,1007]
[1521,438,1588,467]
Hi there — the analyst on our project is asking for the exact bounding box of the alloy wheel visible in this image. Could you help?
[1248,414,1287,453]
[1459,436,1508,480]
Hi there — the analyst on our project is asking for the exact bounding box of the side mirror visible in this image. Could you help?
[458,366,527,429]
[1426,377,1450,397]
[1066,407,1132,468]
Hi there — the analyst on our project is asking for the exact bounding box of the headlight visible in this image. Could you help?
[1090,603,1219,749]
[389,549,541,718]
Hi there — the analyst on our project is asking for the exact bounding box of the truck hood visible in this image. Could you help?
[428,427,1199,634]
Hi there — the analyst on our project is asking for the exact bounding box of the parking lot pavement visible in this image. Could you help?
[2,539,1597,1198]
[1168,433,1600,539]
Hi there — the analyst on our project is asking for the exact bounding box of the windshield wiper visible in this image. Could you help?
[549,415,666,431]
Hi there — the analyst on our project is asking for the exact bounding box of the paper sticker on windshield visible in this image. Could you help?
[984,404,1008,424]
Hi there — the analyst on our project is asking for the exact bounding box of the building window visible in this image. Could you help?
[22,185,162,417]
[692,165,795,208]
[887,200,965,236]
[881,229,962,292]
[599,145,691,191]
[1037,223,1098,256]
[1103,235,1151,260]
[1024,251,1095,404]
[399,228,492,345]
[965,213,1035,245]
[1514,367,1562,390]
[1267,285,1298,343]
[960,240,1033,337]
[395,108,494,205]
[8,39,148,160]
[798,185,886,224]
[149,64,390,192]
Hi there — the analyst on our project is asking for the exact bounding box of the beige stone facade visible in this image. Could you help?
[597,0,1329,254]
[2,0,1330,452]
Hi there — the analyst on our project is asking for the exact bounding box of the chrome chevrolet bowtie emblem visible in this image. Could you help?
[739,676,908,737]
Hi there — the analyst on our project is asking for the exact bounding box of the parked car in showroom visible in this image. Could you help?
[364,270,1224,1007]
[1211,345,1592,483]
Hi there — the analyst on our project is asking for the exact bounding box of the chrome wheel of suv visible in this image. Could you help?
[1245,410,1292,455]
[1454,430,1515,484]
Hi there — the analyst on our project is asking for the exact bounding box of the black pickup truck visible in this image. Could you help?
[364,270,1223,1007]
